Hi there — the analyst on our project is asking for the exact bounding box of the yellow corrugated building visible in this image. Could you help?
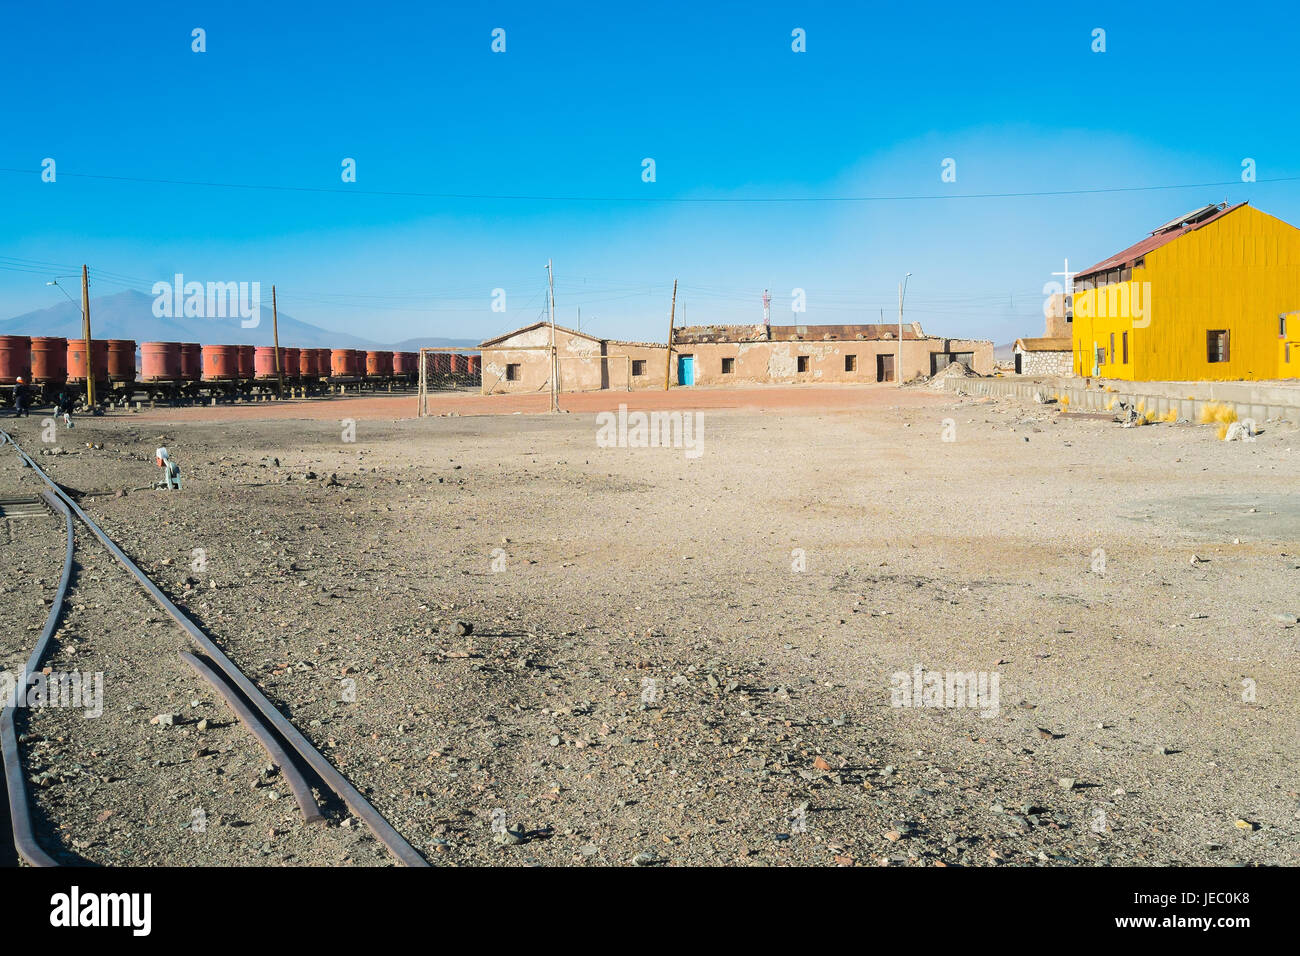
[1070,202,1300,380]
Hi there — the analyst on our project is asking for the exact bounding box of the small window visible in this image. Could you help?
[1095,346,1106,367]
[631,359,646,376]
[721,357,735,374]
[1109,333,1115,364]
[1121,331,1129,364]
[1207,330,1230,363]
[506,363,521,381]
[844,354,857,372]
[797,356,809,373]
[1281,314,1288,337]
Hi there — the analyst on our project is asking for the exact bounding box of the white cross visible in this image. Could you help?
[1051,258,1076,295]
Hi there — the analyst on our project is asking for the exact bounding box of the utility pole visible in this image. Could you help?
[897,272,911,387]
[546,259,557,412]
[663,278,677,390]
[272,284,283,398]
[81,264,96,409]
[897,281,902,387]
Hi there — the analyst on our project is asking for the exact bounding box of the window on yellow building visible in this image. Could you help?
[1122,332,1129,364]
[1109,333,1115,363]
[1207,330,1230,363]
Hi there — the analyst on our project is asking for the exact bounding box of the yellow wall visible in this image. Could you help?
[1072,205,1300,381]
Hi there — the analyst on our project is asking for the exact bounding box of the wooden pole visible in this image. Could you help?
[81,264,96,409]
[272,285,283,399]
[663,278,677,390]
[547,259,557,412]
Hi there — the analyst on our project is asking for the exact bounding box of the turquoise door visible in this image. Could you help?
[677,355,694,386]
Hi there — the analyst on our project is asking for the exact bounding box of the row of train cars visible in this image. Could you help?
[0,336,482,408]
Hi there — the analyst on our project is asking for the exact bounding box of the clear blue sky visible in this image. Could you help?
[2,0,1298,345]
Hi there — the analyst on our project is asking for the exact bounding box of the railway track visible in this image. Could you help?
[0,427,427,867]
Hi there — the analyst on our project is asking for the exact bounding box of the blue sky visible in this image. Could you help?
[2,0,1298,345]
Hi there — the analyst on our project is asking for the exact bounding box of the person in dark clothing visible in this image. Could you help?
[54,388,74,428]
[12,378,30,417]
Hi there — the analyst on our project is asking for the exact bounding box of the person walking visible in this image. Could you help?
[11,377,30,417]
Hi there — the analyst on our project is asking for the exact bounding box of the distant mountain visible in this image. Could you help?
[389,336,481,350]
[0,290,478,350]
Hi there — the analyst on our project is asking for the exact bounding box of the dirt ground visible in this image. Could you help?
[117,381,952,424]
[1,383,1297,867]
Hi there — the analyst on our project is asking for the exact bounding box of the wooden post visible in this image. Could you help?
[897,280,903,387]
[272,284,283,399]
[547,260,558,412]
[81,264,96,409]
[663,278,677,390]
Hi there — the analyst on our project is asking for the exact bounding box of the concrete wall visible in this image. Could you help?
[674,337,992,386]
[609,343,674,390]
[946,374,1300,423]
[482,329,676,394]
[481,326,597,395]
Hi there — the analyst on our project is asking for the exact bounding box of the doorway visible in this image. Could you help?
[876,353,894,382]
[677,354,694,386]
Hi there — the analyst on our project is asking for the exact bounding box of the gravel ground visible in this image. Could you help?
[1,389,1297,867]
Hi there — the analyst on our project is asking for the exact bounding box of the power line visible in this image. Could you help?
[3,166,1297,204]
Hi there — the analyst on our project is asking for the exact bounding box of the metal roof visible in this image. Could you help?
[1075,202,1247,280]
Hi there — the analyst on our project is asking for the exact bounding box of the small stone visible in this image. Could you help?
[453,621,474,636]
[197,719,209,732]
[1058,777,1077,790]
[150,713,175,727]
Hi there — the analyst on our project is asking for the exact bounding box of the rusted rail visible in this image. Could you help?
[0,429,428,867]
[180,651,325,826]
[0,486,71,867]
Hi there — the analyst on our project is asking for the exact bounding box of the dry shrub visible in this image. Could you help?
[1198,403,1238,425]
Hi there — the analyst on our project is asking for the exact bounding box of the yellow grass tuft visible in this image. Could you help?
[1105,398,1116,411]
[1060,395,1070,408]
[1161,409,1177,423]
[1216,422,1231,440]
[1198,403,1238,425]
[1136,401,1146,415]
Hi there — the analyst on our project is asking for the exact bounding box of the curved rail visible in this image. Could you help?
[0,429,428,867]
[0,487,72,867]
[180,651,325,826]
